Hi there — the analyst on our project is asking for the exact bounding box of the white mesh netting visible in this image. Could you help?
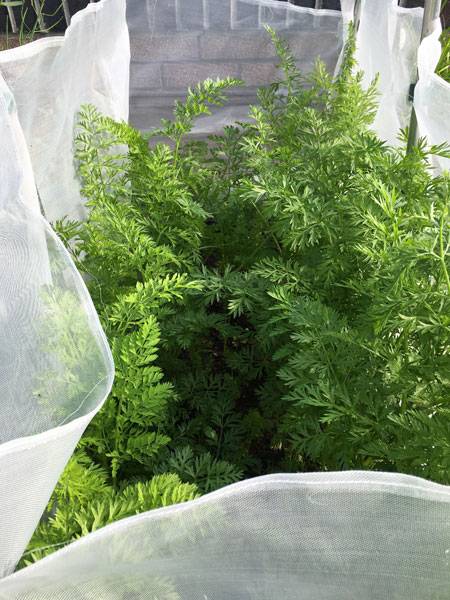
[0,472,449,599]
[0,0,129,222]
[415,21,450,170]
[346,0,450,170]
[0,0,449,595]
[127,0,344,135]
[350,0,423,145]
[0,67,113,579]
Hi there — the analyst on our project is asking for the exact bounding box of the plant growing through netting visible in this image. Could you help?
[24,26,450,563]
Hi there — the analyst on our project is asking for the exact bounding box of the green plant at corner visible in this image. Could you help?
[22,451,198,566]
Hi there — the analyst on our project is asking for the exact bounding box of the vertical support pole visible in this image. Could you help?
[203,0,210,29]
[6,6,18,33]
[230,0,237,30]
[353,0,362,31]
[258,4,263,29]
[407,0,442,152]
[313,0,324,30]
[62,0,71,26]
[175,0,182,31]
[285,5,291,29]
[421,0,442,38]
[31,0,48,32]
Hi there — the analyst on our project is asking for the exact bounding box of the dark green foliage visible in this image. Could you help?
[28,28,450,562]
[238,31,450,480]
[156,447,243,494]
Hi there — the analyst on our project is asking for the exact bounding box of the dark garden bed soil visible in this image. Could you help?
[0,32,47,51]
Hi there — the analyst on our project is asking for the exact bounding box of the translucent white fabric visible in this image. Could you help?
[127,0,345,133]
[350,0,423,146]
[0,73,114,578]
[415,22,450,171]
[0,472,449,599]
[0,0,130,222]
[0,75,40,215]
[343,0,449,168]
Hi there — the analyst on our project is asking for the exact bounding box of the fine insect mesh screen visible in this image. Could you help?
[0,0,130,223]
[0,472,449,599]
[415,23,450,171]
[127,0,345,134]
[351,0,423,146]
[346,0,450,171]
[0,74,39,215]
[0,72,114,577]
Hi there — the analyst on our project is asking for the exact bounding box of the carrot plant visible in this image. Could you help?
[24,27,450,563]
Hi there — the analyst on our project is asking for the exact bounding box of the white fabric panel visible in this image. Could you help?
[415,22,450,172]
[350,1,449,165]
[127,0,344,133]
[0,472,449,599]
[0,0,130,222]
[0,75,39,215]
[339,1,449,165]
[354,0,423,146]
[0,73,114,578]
[339,0,354,23]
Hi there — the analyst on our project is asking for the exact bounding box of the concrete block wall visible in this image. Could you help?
[128,1,343,132]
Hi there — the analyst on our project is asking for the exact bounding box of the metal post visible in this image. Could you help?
[421,0,442,38]
[230,0,237,30]
[406,0,442,152]
[353,0,362,31]
[62,0,71,26]
[258,3,263,29]
[6,6,18,33]
[174,0,182,31]
[313,0,324,30]
[286,3,292,29]
[203,0,210,29]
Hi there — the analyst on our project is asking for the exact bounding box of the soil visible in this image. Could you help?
[0,33,46,51]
